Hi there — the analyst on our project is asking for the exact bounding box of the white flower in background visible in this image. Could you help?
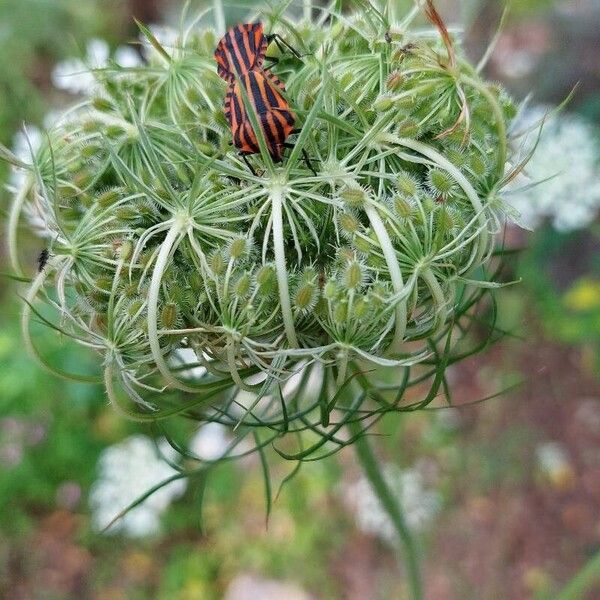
[189,422,231,461]
[52,38,142,94]
[89,435,186,537]
[507,108,600,232]
[346,463,441,546]
[535,441,575,489]
[114,45,142,68]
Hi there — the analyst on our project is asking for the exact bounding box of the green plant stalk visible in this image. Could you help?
[555,550,600,600]
[348,419,423,600]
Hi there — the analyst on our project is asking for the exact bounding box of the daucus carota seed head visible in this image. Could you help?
[7,0,521,459]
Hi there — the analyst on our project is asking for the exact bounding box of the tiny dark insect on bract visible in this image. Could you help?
[37,248,50,272]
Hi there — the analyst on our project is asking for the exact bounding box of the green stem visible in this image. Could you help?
[348,420,423,600]
[555,550,600,600]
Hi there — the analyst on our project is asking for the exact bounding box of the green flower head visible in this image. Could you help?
[7,0,515,460]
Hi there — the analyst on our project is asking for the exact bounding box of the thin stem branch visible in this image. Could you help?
[8,177,33,276]
[348,419,423,600]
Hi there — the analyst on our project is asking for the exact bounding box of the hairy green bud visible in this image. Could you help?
[340,185,367,207]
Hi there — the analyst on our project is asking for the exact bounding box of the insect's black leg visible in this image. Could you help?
[262,56,280,70]
[266,34,310,59]
[240,153,257,176]
[301,148,317,176]
[282,143,317,176]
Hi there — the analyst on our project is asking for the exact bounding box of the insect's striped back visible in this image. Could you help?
[224,70,296,161]
[214,23,268,82]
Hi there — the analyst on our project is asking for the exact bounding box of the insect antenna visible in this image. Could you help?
[240,153,258,176]
[265,33,311,60]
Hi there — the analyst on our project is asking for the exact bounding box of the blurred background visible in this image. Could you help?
[0,1,598,598]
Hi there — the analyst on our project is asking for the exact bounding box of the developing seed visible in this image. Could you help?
[386,70,404,91]
[209,250,227,275]
[228,237,249,260]
[344,260,365,289]
[256,265,276,295]
[323,280,338,301]
[234,273,251,298]
[295,283,318,311]
[161,303,178,329]
[340,185,367,207]
[339,211,360,236]
[374,95,394,112]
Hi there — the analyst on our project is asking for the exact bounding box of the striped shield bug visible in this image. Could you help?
[214,23,315,175]
[214,23,269,82]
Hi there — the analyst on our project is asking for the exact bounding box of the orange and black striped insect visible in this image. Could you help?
[223,69,296,163]
[214,23,315,175]
[214,23,269,82]
[214,22,303,82]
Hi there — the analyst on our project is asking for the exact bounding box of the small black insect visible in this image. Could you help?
[37,248,50,272]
